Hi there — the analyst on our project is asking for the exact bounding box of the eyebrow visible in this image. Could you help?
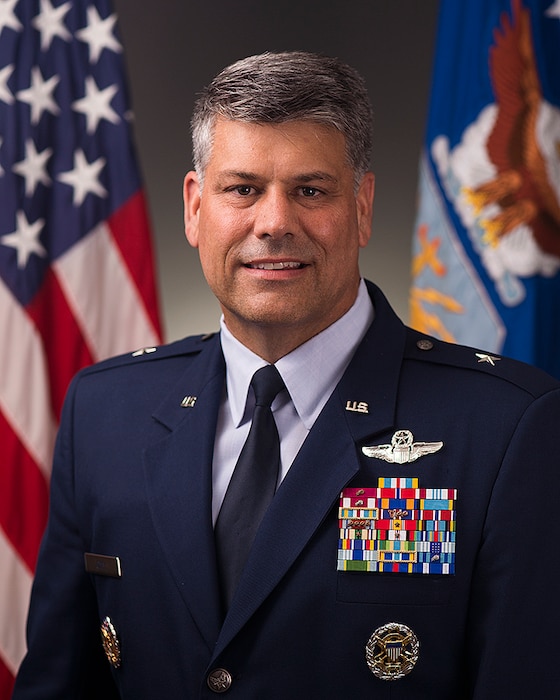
[296,171,339,184]
[217,170,260,182]
[217,170,339,184]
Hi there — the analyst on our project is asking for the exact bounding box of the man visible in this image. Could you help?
[14,52,560,698]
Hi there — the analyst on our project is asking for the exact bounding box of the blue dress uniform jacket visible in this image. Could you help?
[13,281,560,698]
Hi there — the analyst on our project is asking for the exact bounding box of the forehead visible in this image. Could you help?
[207,118,349,174]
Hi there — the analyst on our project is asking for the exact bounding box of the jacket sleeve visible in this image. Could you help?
[12,376,120,699]
[467,387,560,697]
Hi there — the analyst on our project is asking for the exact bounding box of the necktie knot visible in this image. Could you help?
[251,365,285,408]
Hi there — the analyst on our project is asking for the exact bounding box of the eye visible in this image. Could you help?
[234,185,254,196]
[300,186,319,197]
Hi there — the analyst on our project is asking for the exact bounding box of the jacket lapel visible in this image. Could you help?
[143,335,225,650]
[214,282,407,655]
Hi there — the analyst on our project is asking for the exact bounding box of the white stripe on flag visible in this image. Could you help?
[53,222,160,362]
[0,527,33,674]
[0,277,56,480]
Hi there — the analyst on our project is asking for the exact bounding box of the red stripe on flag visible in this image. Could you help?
[26,268,94,421]
[0,412,49,572]
[108,190,163,340]
[0,655,15,699]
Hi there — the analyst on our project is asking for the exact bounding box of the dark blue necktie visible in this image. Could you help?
[215,364,285,610]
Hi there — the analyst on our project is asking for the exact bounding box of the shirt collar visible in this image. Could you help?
[220,279,374,428]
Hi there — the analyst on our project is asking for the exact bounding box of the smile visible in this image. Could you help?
[246,261,306,270]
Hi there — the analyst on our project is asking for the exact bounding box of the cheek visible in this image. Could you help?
[196,226,241,287]
[198,238,224,276]
[197,206,249,250]
[316,217,360,259]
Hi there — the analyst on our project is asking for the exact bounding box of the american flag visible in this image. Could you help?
[0,0,162,694]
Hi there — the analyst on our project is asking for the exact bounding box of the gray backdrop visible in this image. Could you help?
[112,0,440,341]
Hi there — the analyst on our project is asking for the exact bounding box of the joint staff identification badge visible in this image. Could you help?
[338,478,457,574]
[366,622,420,680]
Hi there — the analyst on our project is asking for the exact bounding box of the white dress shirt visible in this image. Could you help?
[212,279,374,524]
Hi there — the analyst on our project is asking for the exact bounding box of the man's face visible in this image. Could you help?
[184,118,374,356]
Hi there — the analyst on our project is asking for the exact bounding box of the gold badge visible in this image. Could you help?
[365,622,419,680]
[100,616,121,669]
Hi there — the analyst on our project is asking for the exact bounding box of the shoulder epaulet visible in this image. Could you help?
[404,327,559,398]
[78,332,218,377]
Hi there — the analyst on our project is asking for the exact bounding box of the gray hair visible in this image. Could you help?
[191,51,373,188]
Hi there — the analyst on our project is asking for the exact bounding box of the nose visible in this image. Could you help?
[253,187,297,239]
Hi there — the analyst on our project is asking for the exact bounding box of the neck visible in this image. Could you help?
[224,314,353,363]
[221,281,362,362]
[224,324,317,364]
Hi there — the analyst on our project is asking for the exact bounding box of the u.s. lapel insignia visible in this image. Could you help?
[365,622,420,680]
[362,429,443,464]
[100,616,121,669]
[180,395,197,408]
[346,400,369,414]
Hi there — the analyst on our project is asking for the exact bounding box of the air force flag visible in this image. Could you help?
[411,0,560,377]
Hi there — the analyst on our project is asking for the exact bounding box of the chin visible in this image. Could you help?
[249,309,303,326]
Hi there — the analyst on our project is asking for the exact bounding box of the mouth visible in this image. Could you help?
[245,261,307,270]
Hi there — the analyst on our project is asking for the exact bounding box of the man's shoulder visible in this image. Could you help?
[403,327,560,399]
[76,332,219,380]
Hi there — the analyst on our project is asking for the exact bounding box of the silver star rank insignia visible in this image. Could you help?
[475,353,501,366]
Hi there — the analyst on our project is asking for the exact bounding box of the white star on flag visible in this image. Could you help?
[16,66,60,125]
[76,6,122,63]
[72,75,120,133]
[546,0,560,19]
[0,0,22,37]
[13,139,53,196]
[0,210,47,268]
[0,63,14,104]
[57,148,107,206]
[32,0,72,51]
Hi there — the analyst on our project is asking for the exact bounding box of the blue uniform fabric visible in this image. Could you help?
[13,281,560,698]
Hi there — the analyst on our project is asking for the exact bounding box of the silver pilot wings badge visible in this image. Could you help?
[362,429,443,464]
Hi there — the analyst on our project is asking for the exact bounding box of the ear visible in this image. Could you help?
[356,172,375,248]
[183,171,201,248]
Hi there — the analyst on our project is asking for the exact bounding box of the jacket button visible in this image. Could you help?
[207,668,232,693]
[416,338,434,351]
